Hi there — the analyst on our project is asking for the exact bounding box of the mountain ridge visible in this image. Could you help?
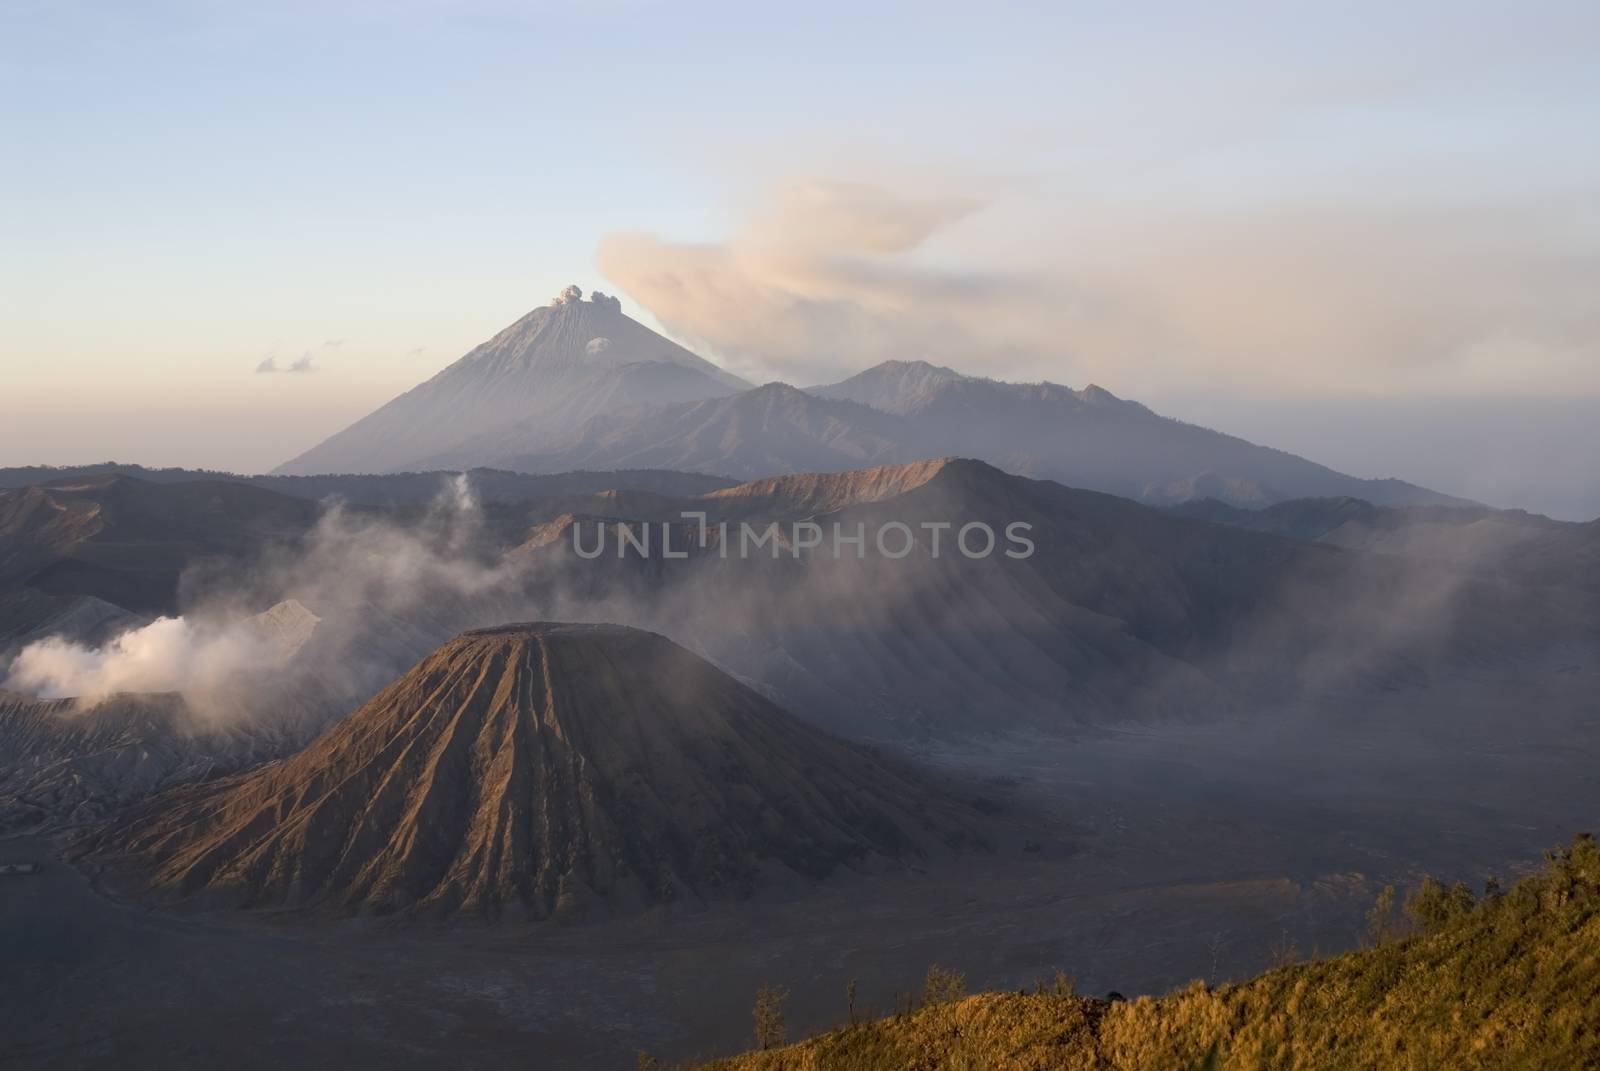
[268,295,1475,509]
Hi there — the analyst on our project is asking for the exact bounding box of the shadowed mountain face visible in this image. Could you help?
[91,624,979,919]
[509,459,1597,738]
[494,382,908,480]
[808,359,968,414]
[376,348,1469,507]
[273,288,750,476]
[0,475,318,620]
[0,687,316,833]
[812,362,1473,508]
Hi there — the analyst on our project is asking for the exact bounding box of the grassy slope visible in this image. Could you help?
[697,836,1600,1071]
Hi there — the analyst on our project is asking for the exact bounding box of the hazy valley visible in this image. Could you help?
[3,290,1597,1068]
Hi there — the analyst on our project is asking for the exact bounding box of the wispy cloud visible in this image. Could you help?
[255,350,319,375]
[598,179,1600,395]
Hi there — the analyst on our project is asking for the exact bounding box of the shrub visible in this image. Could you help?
[922,964,966,1005]
[752,984,788,1050]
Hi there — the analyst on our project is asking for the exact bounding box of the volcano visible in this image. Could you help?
[273,287,749,476]
[94,623,977,919]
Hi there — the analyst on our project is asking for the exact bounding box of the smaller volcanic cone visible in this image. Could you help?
[91,623,979,920]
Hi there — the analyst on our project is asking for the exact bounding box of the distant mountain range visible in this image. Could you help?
[0,464,736,507]
[271,288,1474,509]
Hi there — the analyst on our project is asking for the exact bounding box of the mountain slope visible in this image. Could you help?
[698,835,1600,1071]
[511,458,1597,738]
[460,357,1470,509]
[412,360,754,472]
[809,359,968,414]
[0,688,313,833]
[494,383,909,480]
[91,623,979,919]
[697,458,956,519]
[816,361,1472,508]
[273,288,749,476]
[0,475,318,615]
[1172,495,1600,592]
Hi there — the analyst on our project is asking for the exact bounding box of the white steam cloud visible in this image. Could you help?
[1,474,521,718]
[9,617,276,702]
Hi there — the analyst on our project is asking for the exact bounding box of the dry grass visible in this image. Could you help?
[697,835,1600,1070]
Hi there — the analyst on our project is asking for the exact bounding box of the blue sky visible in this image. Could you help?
[2,1,1597,515]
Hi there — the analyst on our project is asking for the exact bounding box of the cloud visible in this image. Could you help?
[2,475,519,716]
[596,181,999,383]
[596,180,1600,395]
[6,615,292,703]
[256,350,318,374]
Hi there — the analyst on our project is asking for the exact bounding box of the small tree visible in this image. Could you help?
[923,964,966,1005]
[846,978,858,1023]
[1051,970,1075,997]
[1207,931,1227,984]
[1269,927,1300,968]
[1405,876,1476,932]
[1366,884,1399,946]
[753,984,788,1050]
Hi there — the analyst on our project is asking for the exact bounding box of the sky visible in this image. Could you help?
[2,1,1597,517]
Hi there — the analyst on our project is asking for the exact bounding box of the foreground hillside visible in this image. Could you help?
[698,835,1600,1070]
